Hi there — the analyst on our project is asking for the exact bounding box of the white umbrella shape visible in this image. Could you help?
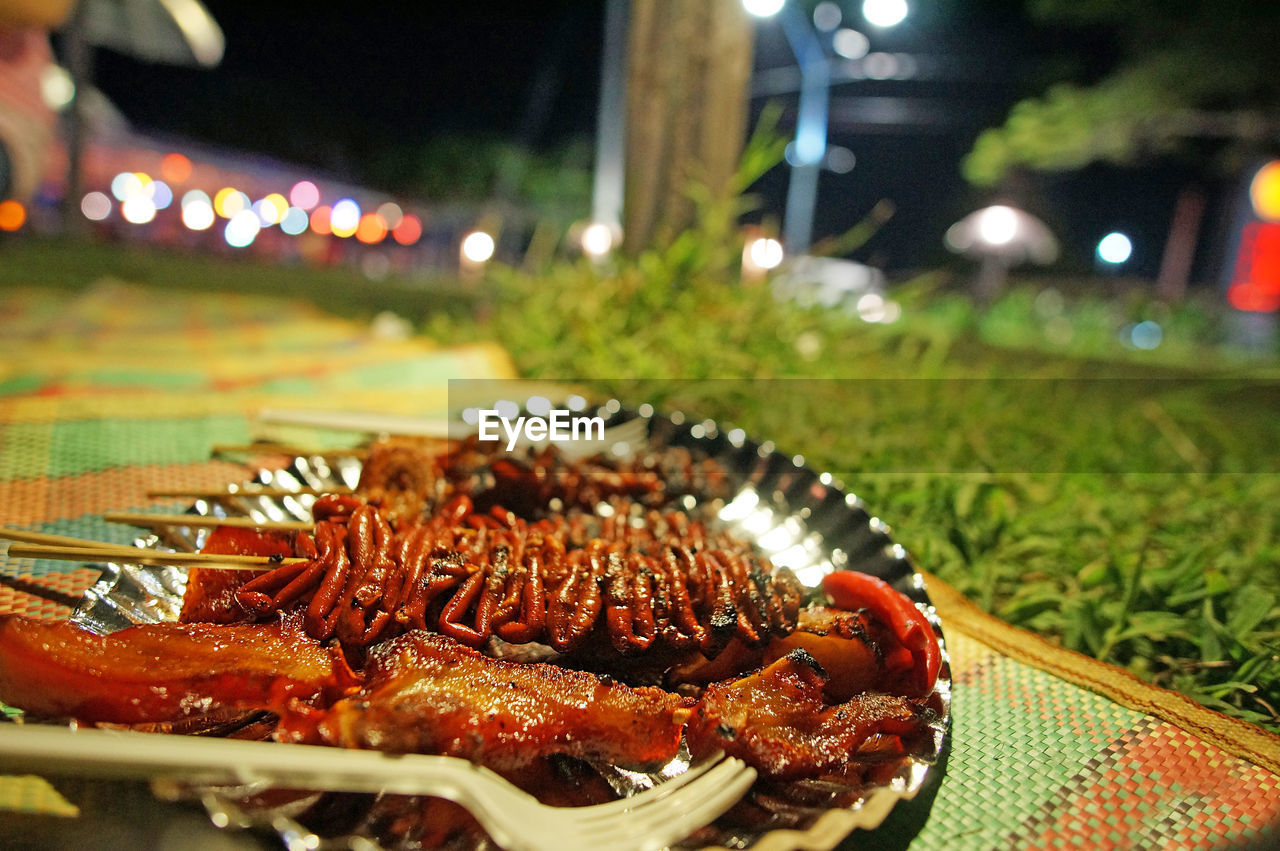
[60,0,223,229]
[944,205,1059,302]
[81,0,223,67]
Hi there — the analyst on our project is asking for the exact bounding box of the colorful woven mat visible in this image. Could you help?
[0,281,515,617]
[899,580,1280,851]
[1,283,1277,849]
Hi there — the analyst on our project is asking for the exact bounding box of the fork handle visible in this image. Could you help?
[0,724,526,801]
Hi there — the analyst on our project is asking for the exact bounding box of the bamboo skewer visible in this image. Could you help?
[146,486,353,499]
[0,530,150,605]
[211,443,370,459]
[104,512,314,532]
[4,543,302,571]
[256,408,456,438]
[0,528,146,555]
[1,527,306,571]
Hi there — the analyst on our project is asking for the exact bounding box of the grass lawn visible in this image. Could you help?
[0,235,481,323]
[2,234,1277,733]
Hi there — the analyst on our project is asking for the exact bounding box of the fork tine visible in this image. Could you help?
[572,759,756,849]
[570,756,738,826]
[636,760,757,845]
[567,752,725,817]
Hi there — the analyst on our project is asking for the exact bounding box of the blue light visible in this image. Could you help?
[1131,320,1163,350]
[794,129,826,166]
[743,0,785,16]
[1097,232,1132,265]
[280,206,309,236]
[149,180,173,210]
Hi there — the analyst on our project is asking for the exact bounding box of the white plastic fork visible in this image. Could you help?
[0,725,756,851]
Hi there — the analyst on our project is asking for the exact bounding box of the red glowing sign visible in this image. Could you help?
[1228,222,1280,313]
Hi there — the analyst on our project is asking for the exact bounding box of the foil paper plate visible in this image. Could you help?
[70,404,951,850]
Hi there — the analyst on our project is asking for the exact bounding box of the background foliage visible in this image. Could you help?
[422,141,1280,730]
[964,0,1280,185]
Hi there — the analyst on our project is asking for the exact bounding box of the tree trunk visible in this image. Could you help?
[1156,186,1205,302]
[623,0,753,254]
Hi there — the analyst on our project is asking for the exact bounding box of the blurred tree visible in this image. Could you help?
[963,0,1280,187]
[624,0,753,254]
[369,134,593,224]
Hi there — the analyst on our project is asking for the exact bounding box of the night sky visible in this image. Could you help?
[92,3,603,167]
[85,1,1201,275]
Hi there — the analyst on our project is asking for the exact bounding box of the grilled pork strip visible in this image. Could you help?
[686,649,930,780]
[0,615,356,724]
[295,630,691,771]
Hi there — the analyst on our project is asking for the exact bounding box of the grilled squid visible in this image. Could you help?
[225,494,806,658]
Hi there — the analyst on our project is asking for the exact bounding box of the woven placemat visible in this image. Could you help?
[0,282,514,617]
[0,283,1276,849]
[900,581,1280,850]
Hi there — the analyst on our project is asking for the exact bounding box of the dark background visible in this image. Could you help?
[85,1,1217,277]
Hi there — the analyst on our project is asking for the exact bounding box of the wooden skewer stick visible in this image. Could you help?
[211,443,370,460]
[146,486,353,499]
[104,513,314,532]
[256,408,455,437]
[0,528,145,554]
[5,543,303,571]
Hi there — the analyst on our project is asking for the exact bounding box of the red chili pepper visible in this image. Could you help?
[821,571,941,697]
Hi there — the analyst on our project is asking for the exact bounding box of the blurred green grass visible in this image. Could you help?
[0,236,481,323]
[424,241,1280,733]
[2,234,1277,733]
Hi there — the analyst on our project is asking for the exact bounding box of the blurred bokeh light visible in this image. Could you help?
[742,0,785,18]
[289,180,321,211]
[392,214,423,245]
[310,205,333,235]
[1097,232,1133,265]
[214,188,249,218]
[121,194,157,224]
[356,213,388,244]
[1250,161,1280,222]
[330,199,361,238]
[225,210,261,247]
[160,153,193,184]
[862,0,908,28]
[181,197,216,230]
[461,230,496,263]
[280,206,309,235]
[80,192,112,221]
[0,200,27,231]
[747,237,784,271]
[581,222,615,257]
